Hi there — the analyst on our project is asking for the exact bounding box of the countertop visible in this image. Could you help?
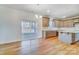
[42,27,79,33]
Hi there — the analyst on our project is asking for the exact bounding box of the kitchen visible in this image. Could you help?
[42,16,79,44]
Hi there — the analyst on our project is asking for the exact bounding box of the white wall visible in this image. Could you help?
[0,6,42,44]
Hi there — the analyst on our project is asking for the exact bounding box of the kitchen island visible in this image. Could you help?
[42,27,79,44]
[59,28,79,44]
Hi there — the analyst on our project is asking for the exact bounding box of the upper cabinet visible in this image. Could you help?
[42,16,79,28]
[54,19,74,27]
[63,20,73,27]
[42,16,50,27]
[54,20,63,27]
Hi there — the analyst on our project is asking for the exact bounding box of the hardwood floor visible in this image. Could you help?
[0,37,79,55]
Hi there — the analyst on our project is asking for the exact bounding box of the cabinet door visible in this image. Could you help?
[59,21,64,27]
[42,17,49,27]
[55,20,64,27]
[67,20,73,27]
[46,31,57,38]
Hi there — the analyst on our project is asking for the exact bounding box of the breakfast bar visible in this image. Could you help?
[42,27,79,44]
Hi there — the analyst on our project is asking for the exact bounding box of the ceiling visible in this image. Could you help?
[1,4,79,18]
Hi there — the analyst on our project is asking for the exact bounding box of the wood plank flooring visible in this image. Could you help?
[0,37,79,55]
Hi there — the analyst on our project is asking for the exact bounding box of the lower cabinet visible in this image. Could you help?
[58,32,79,44]
[42,31,57,39]
[75,33,79,41]
[58,32,72,44]
[46,31,57,38]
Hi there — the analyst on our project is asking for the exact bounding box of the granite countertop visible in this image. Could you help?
[42,27,79,33]
[59,30,79,33]
[59,27,79,33]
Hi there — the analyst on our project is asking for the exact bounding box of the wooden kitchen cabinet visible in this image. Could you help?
[46,31,57,38]
[42,31,57,39]
[54,20,64,27]
[54,20,74,27]
[42,16,57,39]
[42,16,49,27]
[63,20,73,27]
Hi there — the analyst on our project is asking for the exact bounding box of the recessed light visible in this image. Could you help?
[35,14,39,19]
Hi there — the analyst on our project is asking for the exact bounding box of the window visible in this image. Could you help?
[21,21,36,34]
